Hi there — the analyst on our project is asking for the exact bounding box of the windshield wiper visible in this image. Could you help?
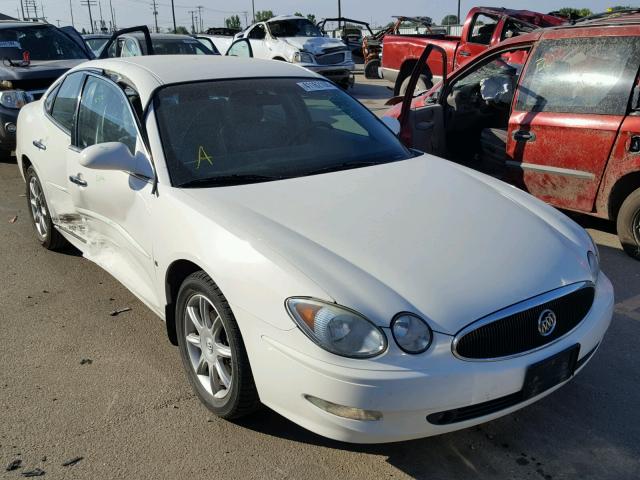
[178,174,281,188]
[302,161,387,177]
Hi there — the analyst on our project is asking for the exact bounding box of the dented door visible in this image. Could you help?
[505,34,640,212]
[65,74,159,306]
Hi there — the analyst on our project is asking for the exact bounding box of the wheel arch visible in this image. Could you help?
[607,171,640,220]
[20,154,32,181]
[164,259,206,345]
[272,56,287,61]
[395,58,432,96]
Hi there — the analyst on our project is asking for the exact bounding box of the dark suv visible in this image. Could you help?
[0,21,90,157]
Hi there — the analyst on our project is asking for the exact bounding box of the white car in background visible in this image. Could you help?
[16,52,613,443]
[237,15,355,88]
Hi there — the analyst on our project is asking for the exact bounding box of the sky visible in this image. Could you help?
[0,1,622,32]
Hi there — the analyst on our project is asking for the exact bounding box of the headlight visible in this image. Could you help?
[0,90,33,109]
[391,313,432,354]
[293,51,315,64]
[286,298,387,358]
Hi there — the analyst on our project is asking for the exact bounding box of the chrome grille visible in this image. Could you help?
[453,282,595,360]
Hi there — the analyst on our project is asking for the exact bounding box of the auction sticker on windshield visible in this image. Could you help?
[297,81,338,92]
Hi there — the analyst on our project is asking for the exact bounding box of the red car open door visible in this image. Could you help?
[505,29,640,212]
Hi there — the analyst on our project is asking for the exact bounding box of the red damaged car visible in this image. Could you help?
[385,11,640,260]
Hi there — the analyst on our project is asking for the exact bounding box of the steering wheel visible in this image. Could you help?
[287,121,333,145]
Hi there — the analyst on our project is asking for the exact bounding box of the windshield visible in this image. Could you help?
[154,78,412,187]
[268,19,323,37]
[151,38,216,55]
[0,25,88,60]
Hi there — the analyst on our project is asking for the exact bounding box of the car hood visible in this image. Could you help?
[0,59,85,82]
[182,155,594,334]
[279,36,347,55]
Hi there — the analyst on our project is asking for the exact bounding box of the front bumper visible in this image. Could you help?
[302,62,355,83]
[236,273,614,444]
[0,106,19,152]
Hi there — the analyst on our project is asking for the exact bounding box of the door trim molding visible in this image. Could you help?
[505,161,595,180]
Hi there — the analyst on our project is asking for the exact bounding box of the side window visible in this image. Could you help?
[501,20,535,40]
[44,83,61,114]
[49,72,84,132]
[249,25,266,40]
[515,36,640,115]
[468,14,498,45]
[76,76,138,154]
[121,38,141,57]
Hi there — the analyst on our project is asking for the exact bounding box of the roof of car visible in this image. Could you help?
[266,15,310,22]
[124,32,196,41]
[0,20,48,29]
[71,55,319,102]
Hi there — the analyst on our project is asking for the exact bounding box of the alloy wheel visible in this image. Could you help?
[184,294,233,399]
[29,176,48,239]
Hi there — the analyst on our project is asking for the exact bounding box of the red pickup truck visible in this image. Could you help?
[385,11,640,260]
[381,7,564,95]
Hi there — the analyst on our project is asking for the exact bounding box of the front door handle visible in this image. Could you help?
[513,130,536,142]
[459,50,471,57]
[69,174,87,187]
[32,140,46,150]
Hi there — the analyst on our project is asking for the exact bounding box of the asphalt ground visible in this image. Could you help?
[0,71,639,480]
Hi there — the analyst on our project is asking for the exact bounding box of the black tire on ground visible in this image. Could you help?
[25,166,68,250]
[176,271,261,419]
[0,148,14,162]
[616,187,640,261]
[364,59,381,79]
[399,74,433,96]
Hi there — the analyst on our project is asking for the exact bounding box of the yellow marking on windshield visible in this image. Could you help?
[197,146,213,169]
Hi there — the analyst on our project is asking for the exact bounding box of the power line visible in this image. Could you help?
[197,5,203,32]
[151,0,159,33]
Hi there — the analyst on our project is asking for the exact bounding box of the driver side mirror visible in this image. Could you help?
[80,142,154,179]
[226,38,254,57]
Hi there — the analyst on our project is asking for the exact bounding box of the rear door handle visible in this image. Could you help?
[69,174,87,187]
[513,130,536,142]
[32,140,46,150]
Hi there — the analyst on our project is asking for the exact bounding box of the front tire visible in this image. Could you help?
[25,166,67,250]
[364,59,381,79]
[176,271,260,419]
[617,188,640,261]
[399,74,433,96]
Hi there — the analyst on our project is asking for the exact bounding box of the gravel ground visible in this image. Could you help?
[0,71,639,480]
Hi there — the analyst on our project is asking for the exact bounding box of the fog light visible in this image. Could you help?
[5,123,16,134]
[304,395,382,421]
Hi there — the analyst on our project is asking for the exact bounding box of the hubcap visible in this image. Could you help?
[184,294,233,399]
[633,209,640,244]
[29,176,47,238]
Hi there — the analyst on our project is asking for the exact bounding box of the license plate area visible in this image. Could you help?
[523,344,580,399]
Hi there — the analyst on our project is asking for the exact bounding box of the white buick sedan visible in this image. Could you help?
[16,53,614,443]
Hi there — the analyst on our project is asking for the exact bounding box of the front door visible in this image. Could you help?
[506,34,640,212]
[65,73,158,306]
[247,24,268,58]
[455,12,499,68]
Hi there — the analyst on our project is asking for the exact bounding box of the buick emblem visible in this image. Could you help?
[537,309,557,337]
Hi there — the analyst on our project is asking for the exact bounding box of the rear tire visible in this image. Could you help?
[617,188,640,261]
[176,271,260,419]
[25,166,67,250]
[364,59,381,79]
[399,74,433,96]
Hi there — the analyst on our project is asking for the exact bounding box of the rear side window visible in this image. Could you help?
[468,14,498,45]
[515,36,640,115]
[49,72,84,132]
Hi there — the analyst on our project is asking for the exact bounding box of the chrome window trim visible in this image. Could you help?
[452,281,595,362]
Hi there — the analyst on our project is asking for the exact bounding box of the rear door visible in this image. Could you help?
[505,32,640,212]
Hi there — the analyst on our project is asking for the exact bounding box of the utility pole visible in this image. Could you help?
[457,0,461,25]
[189,10,196,34]
[109,0,115,31]
[81,0,97,33]
[151,0,159,33]
[197,5,203,33]
[243,11,248,28]
[20,1,25,21]
[337,0,341,29]
[170,0,176,33]
[98,0,104,31]
[69,0,75,27]
[252,0,255,23]
[56,19,61,26]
